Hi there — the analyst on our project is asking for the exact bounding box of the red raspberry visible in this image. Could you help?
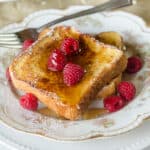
[48,49,67,71]
[63,63,84,86]
[6,68,11,81]
[126,56,142,73]
[22,39,34,51]
[117,81,136,101]
[104,96,125,112]
[20,93,38,111]
[61,38,79,55]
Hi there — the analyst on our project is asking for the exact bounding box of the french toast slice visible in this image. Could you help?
[38,29,123,99]
[96,74,121,99]
[9,26,127,120]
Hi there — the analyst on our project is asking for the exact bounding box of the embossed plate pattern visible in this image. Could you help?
[0,6,150,141]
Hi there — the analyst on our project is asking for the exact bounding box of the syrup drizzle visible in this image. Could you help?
[37,107,108,120]
[82,108,108,120]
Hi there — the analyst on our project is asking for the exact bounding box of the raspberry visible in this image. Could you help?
[48,49,67,71]
[63,63,84,86]
[20,93,38,111]
[61,38,79,55]
[22,39,34,51]
[126,56,142,73]
[6,68,11,81]
[117,81,136,101]
[104,96,125,112]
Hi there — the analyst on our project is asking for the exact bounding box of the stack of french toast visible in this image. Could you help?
[9,26,128,120]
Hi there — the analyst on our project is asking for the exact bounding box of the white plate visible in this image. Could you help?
[0,6,150,141]
[0,117,150,150]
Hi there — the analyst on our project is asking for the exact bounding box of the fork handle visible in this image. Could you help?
[38,0,133,32]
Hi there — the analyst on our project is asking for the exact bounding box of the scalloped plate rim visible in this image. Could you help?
[0,6,150,141]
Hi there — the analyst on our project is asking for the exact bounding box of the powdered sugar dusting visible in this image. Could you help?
[0,9,150,141]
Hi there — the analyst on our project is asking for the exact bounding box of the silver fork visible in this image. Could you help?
[0,0,134,49]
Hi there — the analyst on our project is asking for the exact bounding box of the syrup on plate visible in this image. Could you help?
[38,107,108,120]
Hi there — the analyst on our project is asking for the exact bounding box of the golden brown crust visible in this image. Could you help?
[38,28,51,39]
[96,74,122,99]
[39,29,124,50]
[10,71,80,120]
[96,31,124,50]
[77,53,127,111]
[9,26,127,120]
[38,28,123,100]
